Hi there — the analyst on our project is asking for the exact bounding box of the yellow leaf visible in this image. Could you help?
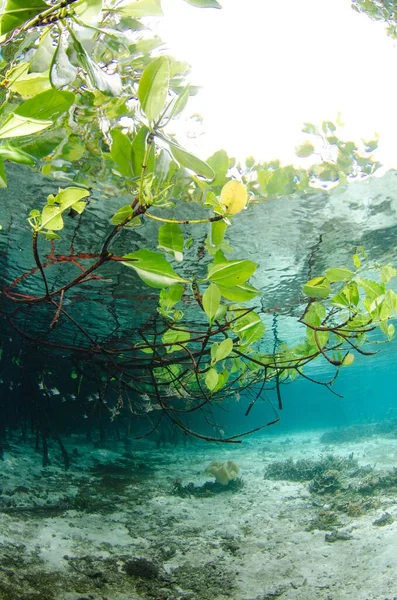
[342,353,355,366]
[220,180,247,215]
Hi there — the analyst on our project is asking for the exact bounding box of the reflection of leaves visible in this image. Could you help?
[116,0,163,17]
[15,89,74,121]
[72,35,122,96]
[183,0,222,7]
[51,33,77,89]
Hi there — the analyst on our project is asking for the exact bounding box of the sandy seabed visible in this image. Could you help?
[1,429,397,600]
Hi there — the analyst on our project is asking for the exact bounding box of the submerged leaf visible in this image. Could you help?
[302,276,331,299]
[202,283,221,324]
[207,258,257,287]
[158,223,184,262]
[205,368,219,391]
[50,33,78,89]
[121,249,187,288]
[217,282,261,302]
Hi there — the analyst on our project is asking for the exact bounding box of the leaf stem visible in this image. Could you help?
[145,213,223,225]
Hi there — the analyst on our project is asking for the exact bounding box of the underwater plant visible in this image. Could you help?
[0,0,396,455]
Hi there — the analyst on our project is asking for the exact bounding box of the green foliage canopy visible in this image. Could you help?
[0,0,395,442]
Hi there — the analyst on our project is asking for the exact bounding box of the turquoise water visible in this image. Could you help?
[2,167,397,599]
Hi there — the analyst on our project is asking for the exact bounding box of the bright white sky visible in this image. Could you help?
[158,0,397,168]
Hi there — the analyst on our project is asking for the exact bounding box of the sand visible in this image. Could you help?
[1,429,397,600]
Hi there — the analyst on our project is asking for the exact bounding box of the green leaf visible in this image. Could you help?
[353,253,361,268]
[212,369,229,393]
[331,281,359,308]
[131,126,154,176]
[302,276,331,299]
[0,144,35,165]
[121,249,187,288]
[303,302,326,327]
[116,0,163,17]
[295,141,315,158]
[110,205,133,225]
[39,187,90,231]
[0,0,47,36]
[315,330,330,349]
[214,338,233,363]
[217,282,261,302]
[206,149,229,186]
[110,129,133,178]
[183,0,222,7]
[168,141,214,180]
[202,283,221,324]
[324,267,353,282]
[41,206,64,231]
[50,33,78,89]
[233,312,265,347]
[381,264,397,283]
[0,157,7,188]
[356,278,385,302]
[266,168,291,195]
[15,89,75,121]
[0,114,52,139]
[207,258,257,287]
[204,190,224,212]
[158,223,184,262]
[342,353,355,366]
[138,56,170,123]
[205,368,219,391]
[159,284,184,311]
[210,220,227,247]
[162,329,190,353]
[168,86,190,119]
